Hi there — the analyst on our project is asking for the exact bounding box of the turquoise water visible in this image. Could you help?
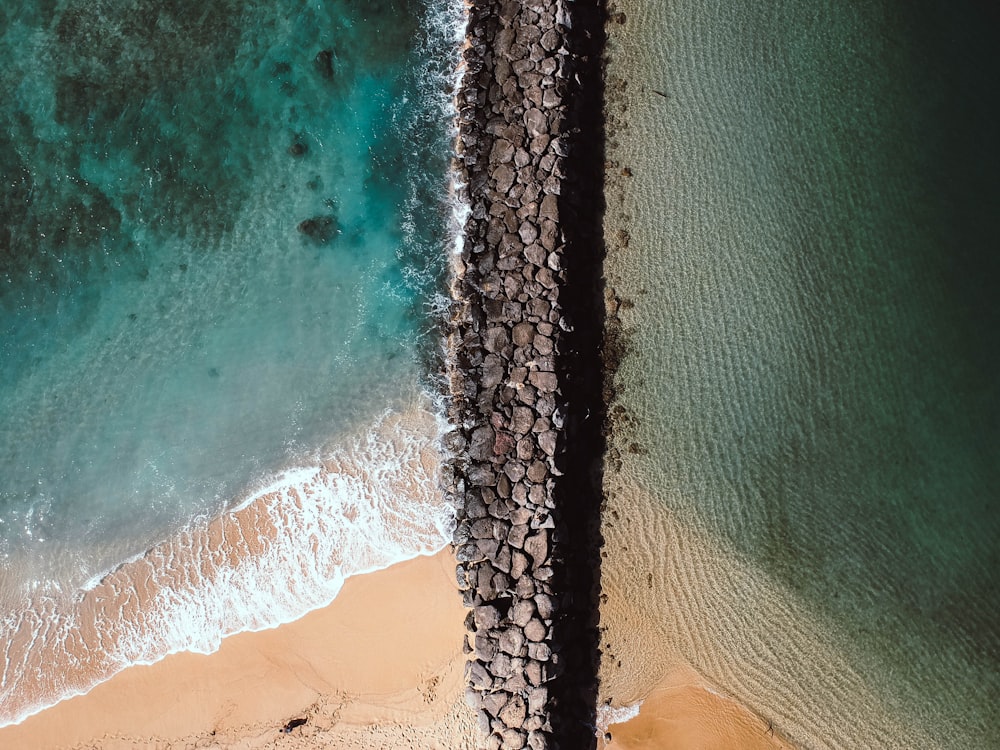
[0,0,460,724]
[602,0,998,746]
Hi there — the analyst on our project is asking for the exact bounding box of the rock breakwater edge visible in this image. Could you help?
[444,1,607,749]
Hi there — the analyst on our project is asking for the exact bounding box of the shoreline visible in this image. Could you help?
[0,405,453,730]
[0,550,476,749]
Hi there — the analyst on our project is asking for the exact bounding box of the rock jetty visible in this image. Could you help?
[445,0,606,748]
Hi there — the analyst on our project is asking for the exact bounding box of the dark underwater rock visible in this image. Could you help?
[296,215,339,244]
[313,49,334,81]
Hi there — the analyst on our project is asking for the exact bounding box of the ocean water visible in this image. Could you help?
[601,0,998,747]
[0,0,463,726]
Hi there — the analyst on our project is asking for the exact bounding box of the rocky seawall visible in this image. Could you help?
[445,1,606,749]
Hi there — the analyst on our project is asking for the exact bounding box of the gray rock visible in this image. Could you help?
[514,574,535,599]
[508,597,533,625]
[509,507,533,525]
[526,660,543,686]
[524,618,547,642]
[539,220,559,252]
[504,460,526,482]
[476,539,499,564]
[492,569,513,594]
[497,472,512,498]
[524,108,547,138]
[498,657,518,683]
[527,641,551,661]
[535,394,555,417]
[475,632,498,660]
[512,482,529,503]
[524,243,547,267]
[527,729,547,750]
[495,163,516,193]
[530,512,555,530]
[482,690,509,717]
[536,266,557,289]
[477,561,499,591]
[538,193,559,222]
[527,686,548,715]
[491,138,515,164]
[470,425,496,461]
[526,460,547,483]
[518,220,539,245]
[501,728,527,750]
[465,686,482,709]
[467,494,488,519]
[525,715,545,732]
[528,371,558,393]
[517,384,536,406]
[526,297,550,318]
[511,321,536,347]
[529,134,550,156]
[499,694,527,729]
[516,436,536,461]
[538,430,557,456]
[483,326,510,354]
[508,523,530,548]
[540,28,560,51]
[498,627,526,656]
[531,416,550,433]
[482,353,505,389]
[478,709,492,735]
[524,533,549,568]
[472,517,496,539]
[502,671,529,694]
[511,550,530,579]
[525,85,544,108]
[453,520,471,546]
[466,659,493,690]
[456,563,472,590]
[511,405,535,435]
[533,334,554,356]
[456,543,480,564]
[474,603,502,630]
[494,544,512,573]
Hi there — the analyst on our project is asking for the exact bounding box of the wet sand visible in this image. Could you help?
[0,550,478,749]
[601,665,795,750]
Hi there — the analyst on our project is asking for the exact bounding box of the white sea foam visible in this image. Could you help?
[595,700,643,736]
[0,406,453,728]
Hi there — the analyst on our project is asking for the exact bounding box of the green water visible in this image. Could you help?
[0,0,464,727]
[603,0,998,746]
[0,0,455,613]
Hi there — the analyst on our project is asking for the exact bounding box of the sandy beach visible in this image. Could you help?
[0,550,478,750]
[600,665,795,750]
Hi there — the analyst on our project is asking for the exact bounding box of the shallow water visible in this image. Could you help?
[601,0,999,747]
[0,0,462,725]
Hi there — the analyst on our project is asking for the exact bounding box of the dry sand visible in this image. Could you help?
[0,550,479,750]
